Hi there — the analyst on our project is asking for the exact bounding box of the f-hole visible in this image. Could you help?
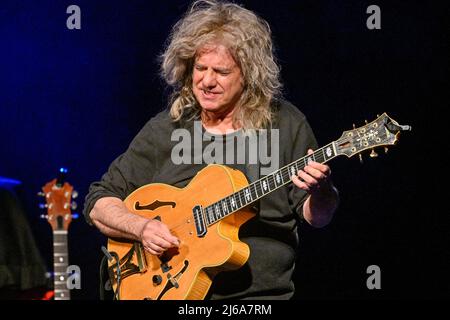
[135,200,176,211]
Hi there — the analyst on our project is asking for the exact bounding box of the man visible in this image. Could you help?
[84,0,339,299]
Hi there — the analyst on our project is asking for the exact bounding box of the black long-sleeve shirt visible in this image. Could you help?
[83,99,318,299]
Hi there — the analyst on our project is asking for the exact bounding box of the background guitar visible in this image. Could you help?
[39,168,78,300]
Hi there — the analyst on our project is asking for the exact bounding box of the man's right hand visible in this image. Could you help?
[90,197,180,256]
[140,219,180,255]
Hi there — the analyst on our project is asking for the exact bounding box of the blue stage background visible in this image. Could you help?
[0,0,447,299]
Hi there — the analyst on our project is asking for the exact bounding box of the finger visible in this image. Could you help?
[159,232,180,247]
[304,166,327,180]
[145,242,165,255]
[166,236,180,247]
[291,175,310,192]
[297,170,318,186]
[152,236,174,249]
[158,223,180,246]
[306,162,331,176]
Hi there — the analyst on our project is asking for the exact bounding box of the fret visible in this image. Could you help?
[206,206,214,224]
[323,143,335,161]
[221,200,228,215]
[237,190,244,208]
[222,198,229,216]
[55,294,70,299]
[319,148,325,162]
[204,209,210,225]
[289,165,297,178]
[282,167,290,182]
[244,187,252,203]
[314,148,322,163]
[251,183,259,199]
[214,203,221,218]
[54,282,68,288]
[55,262,68,267]
[258,180,266,196]
[215,204,221,219]
[54,269,68,275]
[225,197,233,213]
[230,195,238,210]
[209,206,215,223]
[306,153,315,165]
[53,263,68,269]
[274,170,283,186]
[261,178,269,193]
[301,157,307,169]
[268,175,276,190]
[253,182,261,198]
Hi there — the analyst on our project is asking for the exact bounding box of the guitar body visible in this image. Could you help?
[107,164,255,300]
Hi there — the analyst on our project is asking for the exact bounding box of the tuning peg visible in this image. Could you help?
[37,191,46,197]
[370,149,378,158]
[72,190,78,199]
[39,203,48,209]
[365,120,368,124]
[358,154,363,164]
[40,214,48,219]
[384,147,389,154]
[71,201,78,210]
[72,213,79,219]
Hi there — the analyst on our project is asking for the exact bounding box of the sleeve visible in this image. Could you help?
[286,111,319,221]
[82,120,158,225]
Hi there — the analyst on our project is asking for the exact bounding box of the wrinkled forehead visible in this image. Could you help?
[195,42,239,68]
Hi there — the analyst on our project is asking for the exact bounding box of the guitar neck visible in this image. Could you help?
[53,230,70,300]
[202,142,339,225]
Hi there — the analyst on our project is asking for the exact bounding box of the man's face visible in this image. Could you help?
[192,44,244,114]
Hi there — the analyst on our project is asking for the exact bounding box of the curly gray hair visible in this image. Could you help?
[160,0,282,129]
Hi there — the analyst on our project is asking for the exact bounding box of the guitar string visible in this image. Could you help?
[167,130,391,233]
[204,130,391,225]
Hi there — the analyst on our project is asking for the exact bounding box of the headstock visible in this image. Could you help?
[38,168,78,231]
[335,113,411,159]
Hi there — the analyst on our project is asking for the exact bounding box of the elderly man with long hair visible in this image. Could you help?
[84,0,339,300]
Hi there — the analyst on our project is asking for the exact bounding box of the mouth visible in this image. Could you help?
[200,89,221,99]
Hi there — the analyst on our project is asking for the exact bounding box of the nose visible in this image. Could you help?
[202,69,217,88]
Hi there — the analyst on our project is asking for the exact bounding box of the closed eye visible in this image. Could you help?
[195,65,207,71]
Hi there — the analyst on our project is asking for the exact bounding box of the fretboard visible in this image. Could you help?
[202,142,338,225]
[53,230,70,300]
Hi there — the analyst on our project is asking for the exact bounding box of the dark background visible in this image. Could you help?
[0,0,448,300]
